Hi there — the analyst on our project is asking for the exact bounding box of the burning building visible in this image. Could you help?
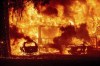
[0,0,100,57]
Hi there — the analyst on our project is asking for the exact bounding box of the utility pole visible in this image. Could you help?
[0,0,10,57]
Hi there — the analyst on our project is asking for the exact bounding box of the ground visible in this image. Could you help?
[0,55,100,66]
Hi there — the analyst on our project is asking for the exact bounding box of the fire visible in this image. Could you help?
[9,0,100,56]
[10,38,26,55]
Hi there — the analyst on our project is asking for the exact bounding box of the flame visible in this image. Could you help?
[10,38,26,55]
[9,0,100,55]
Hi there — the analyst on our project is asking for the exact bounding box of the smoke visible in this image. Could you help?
[9,0,89,17]
[9,0,24,10]
[10,25,24,39]
[42,7,58,16]
[76,23,90,42]
[32,0,88,17]
[46,23,90,54]
[10,25,34,43]
[60,25,76,39]
[32,0,75,16]
[46,25,76,53]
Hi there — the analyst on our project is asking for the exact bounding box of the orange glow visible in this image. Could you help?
[9,0,100,55]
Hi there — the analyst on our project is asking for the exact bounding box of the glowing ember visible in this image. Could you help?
[9,0,100,56]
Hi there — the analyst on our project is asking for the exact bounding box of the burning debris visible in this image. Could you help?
[46,23,90,54]
[8,0,100,56]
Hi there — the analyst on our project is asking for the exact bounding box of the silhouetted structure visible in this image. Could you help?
[20,41,38,53]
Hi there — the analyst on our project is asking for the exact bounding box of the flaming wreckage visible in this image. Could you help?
[0,0,100,57]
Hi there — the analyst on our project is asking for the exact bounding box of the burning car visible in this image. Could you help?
[20,41,38,54]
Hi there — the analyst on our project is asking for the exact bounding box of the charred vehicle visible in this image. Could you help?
[68,45,86,55]
[20,41,38,53]
[68,45,100,55]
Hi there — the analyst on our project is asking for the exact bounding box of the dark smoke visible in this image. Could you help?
[32,0,75,16]
[46,24,90,54]
[10,25,24,39]
[32,0,92,17]
[9,0,88,17]
[32,0,88,17]
[9,0,89,17]
[9,0,24,18]
[76,23,90,42]
[9,0,24,10]
[32,0,50,6]
[10,25,35,44]
[53,25,76,47]
[42,7,58,16]
[46,25,76,54]
[60,26,76,39]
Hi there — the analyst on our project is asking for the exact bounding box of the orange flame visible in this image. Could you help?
[9,0,100,55]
